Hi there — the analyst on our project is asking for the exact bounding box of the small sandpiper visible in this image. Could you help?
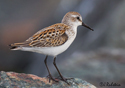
[9,11,93,84]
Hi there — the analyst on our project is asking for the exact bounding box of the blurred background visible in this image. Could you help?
[0,0,125,88]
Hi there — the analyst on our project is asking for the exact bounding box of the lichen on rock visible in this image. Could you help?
[0,71,96,88]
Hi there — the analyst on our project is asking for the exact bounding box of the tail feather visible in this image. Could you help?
[9,42,29,50]
[9,44,18,49]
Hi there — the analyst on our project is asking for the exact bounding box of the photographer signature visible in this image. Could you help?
[100,82,121,87]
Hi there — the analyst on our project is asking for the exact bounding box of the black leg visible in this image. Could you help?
[53,57,69,84]
[44,55,58,82]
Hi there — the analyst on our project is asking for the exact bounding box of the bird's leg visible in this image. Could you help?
[44,55,58,82]
[53,57,70,84]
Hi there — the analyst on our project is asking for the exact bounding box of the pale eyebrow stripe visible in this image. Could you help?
[72,15,78,17]
[72,15,82,21]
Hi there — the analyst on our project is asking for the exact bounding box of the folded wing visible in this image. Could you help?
[9,23,69,50]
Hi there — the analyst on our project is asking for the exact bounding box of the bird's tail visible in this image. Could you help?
[9,42,29,50]
[9,43,23,50]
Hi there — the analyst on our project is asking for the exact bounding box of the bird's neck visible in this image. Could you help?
[62,20,78,37]
[65,25,78,39]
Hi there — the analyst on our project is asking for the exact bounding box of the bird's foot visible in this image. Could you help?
[46,75,58,82]
[56,76,73,85]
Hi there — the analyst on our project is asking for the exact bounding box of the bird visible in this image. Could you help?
[9,11,94,84]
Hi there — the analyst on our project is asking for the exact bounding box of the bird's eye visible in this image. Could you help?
[77,17,80,20]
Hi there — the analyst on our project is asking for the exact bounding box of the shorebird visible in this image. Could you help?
[9,11,93,84]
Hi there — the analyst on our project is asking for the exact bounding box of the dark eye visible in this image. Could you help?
[77,17,80,20]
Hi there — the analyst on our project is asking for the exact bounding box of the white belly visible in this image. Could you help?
[20,35,76,56]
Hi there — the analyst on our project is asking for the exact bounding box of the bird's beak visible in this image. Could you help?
[82,22,94,31]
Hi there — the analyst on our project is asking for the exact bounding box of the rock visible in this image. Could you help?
[0,71,96,88]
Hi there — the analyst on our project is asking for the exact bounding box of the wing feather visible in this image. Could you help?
[10,23,69,49]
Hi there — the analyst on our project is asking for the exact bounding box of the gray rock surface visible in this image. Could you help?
[0,71,96,88]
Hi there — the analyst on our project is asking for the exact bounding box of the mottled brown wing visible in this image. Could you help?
[10,23,69,48]
[28,28,68,47]
[9,23,69,48]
